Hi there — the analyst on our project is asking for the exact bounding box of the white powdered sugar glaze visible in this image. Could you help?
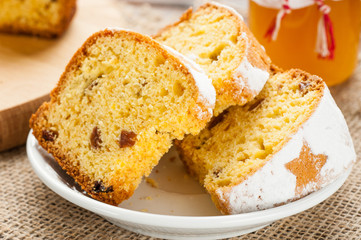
[162,44,216,115]
[186,53,199,62]
[304,86,356,180]
[216,84,356,214]
[252,0,342,9]
[234,32,270,94]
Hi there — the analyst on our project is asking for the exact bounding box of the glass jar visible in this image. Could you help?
[249,0,361,86]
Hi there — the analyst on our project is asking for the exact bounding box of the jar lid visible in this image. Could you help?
[252,0,341,9]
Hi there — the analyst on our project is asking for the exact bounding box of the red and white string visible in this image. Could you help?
[264,0,335,59]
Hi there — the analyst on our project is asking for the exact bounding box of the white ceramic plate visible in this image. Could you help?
[26,131,351,239]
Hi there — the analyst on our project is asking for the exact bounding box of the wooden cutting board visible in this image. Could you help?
[0,0,128,151]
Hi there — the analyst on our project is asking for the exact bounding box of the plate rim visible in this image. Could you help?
[26,130,352,230]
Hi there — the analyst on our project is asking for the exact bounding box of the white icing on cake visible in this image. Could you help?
[162,44,216,116]
[252,0,341,9]
[216,84,356,214]
[234,33,270,95]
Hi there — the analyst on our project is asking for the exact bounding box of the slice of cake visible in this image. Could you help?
[154,2,271,115]
[30,29,215,205]
[0,0,76,37]
[177,69,356,214]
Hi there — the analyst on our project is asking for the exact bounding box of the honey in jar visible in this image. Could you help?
[249,0,361,86]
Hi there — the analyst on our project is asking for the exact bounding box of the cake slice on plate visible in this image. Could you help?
[154,2,271,115]
[0,0,76,37]
[177,69,356,214]
[30,29,215,205]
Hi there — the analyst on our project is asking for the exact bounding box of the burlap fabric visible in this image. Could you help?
[1,2,361,239]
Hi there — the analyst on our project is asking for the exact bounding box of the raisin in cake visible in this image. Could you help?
[177,69,356,214]
[30,29,216,205]
[154,2,271,115]
[0,0,76,37]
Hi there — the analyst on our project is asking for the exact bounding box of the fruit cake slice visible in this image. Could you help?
[177,69,356,214]
[154,2,271,115]
[30,29,215,205]
[0,0,76,37]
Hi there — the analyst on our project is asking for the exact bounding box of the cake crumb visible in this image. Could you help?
[145,177,159,188]
[140,209,148,212]
[139,196,153,200]
[169,156,176,162]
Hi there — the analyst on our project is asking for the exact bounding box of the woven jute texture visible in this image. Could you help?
[2,2,361,240]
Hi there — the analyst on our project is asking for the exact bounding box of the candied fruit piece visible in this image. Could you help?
[90,126,102,149]
[119,130,137,148]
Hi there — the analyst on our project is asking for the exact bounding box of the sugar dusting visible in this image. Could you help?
[233,32,270,95]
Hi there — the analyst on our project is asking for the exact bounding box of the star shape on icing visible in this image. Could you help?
[285,141,328,195]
